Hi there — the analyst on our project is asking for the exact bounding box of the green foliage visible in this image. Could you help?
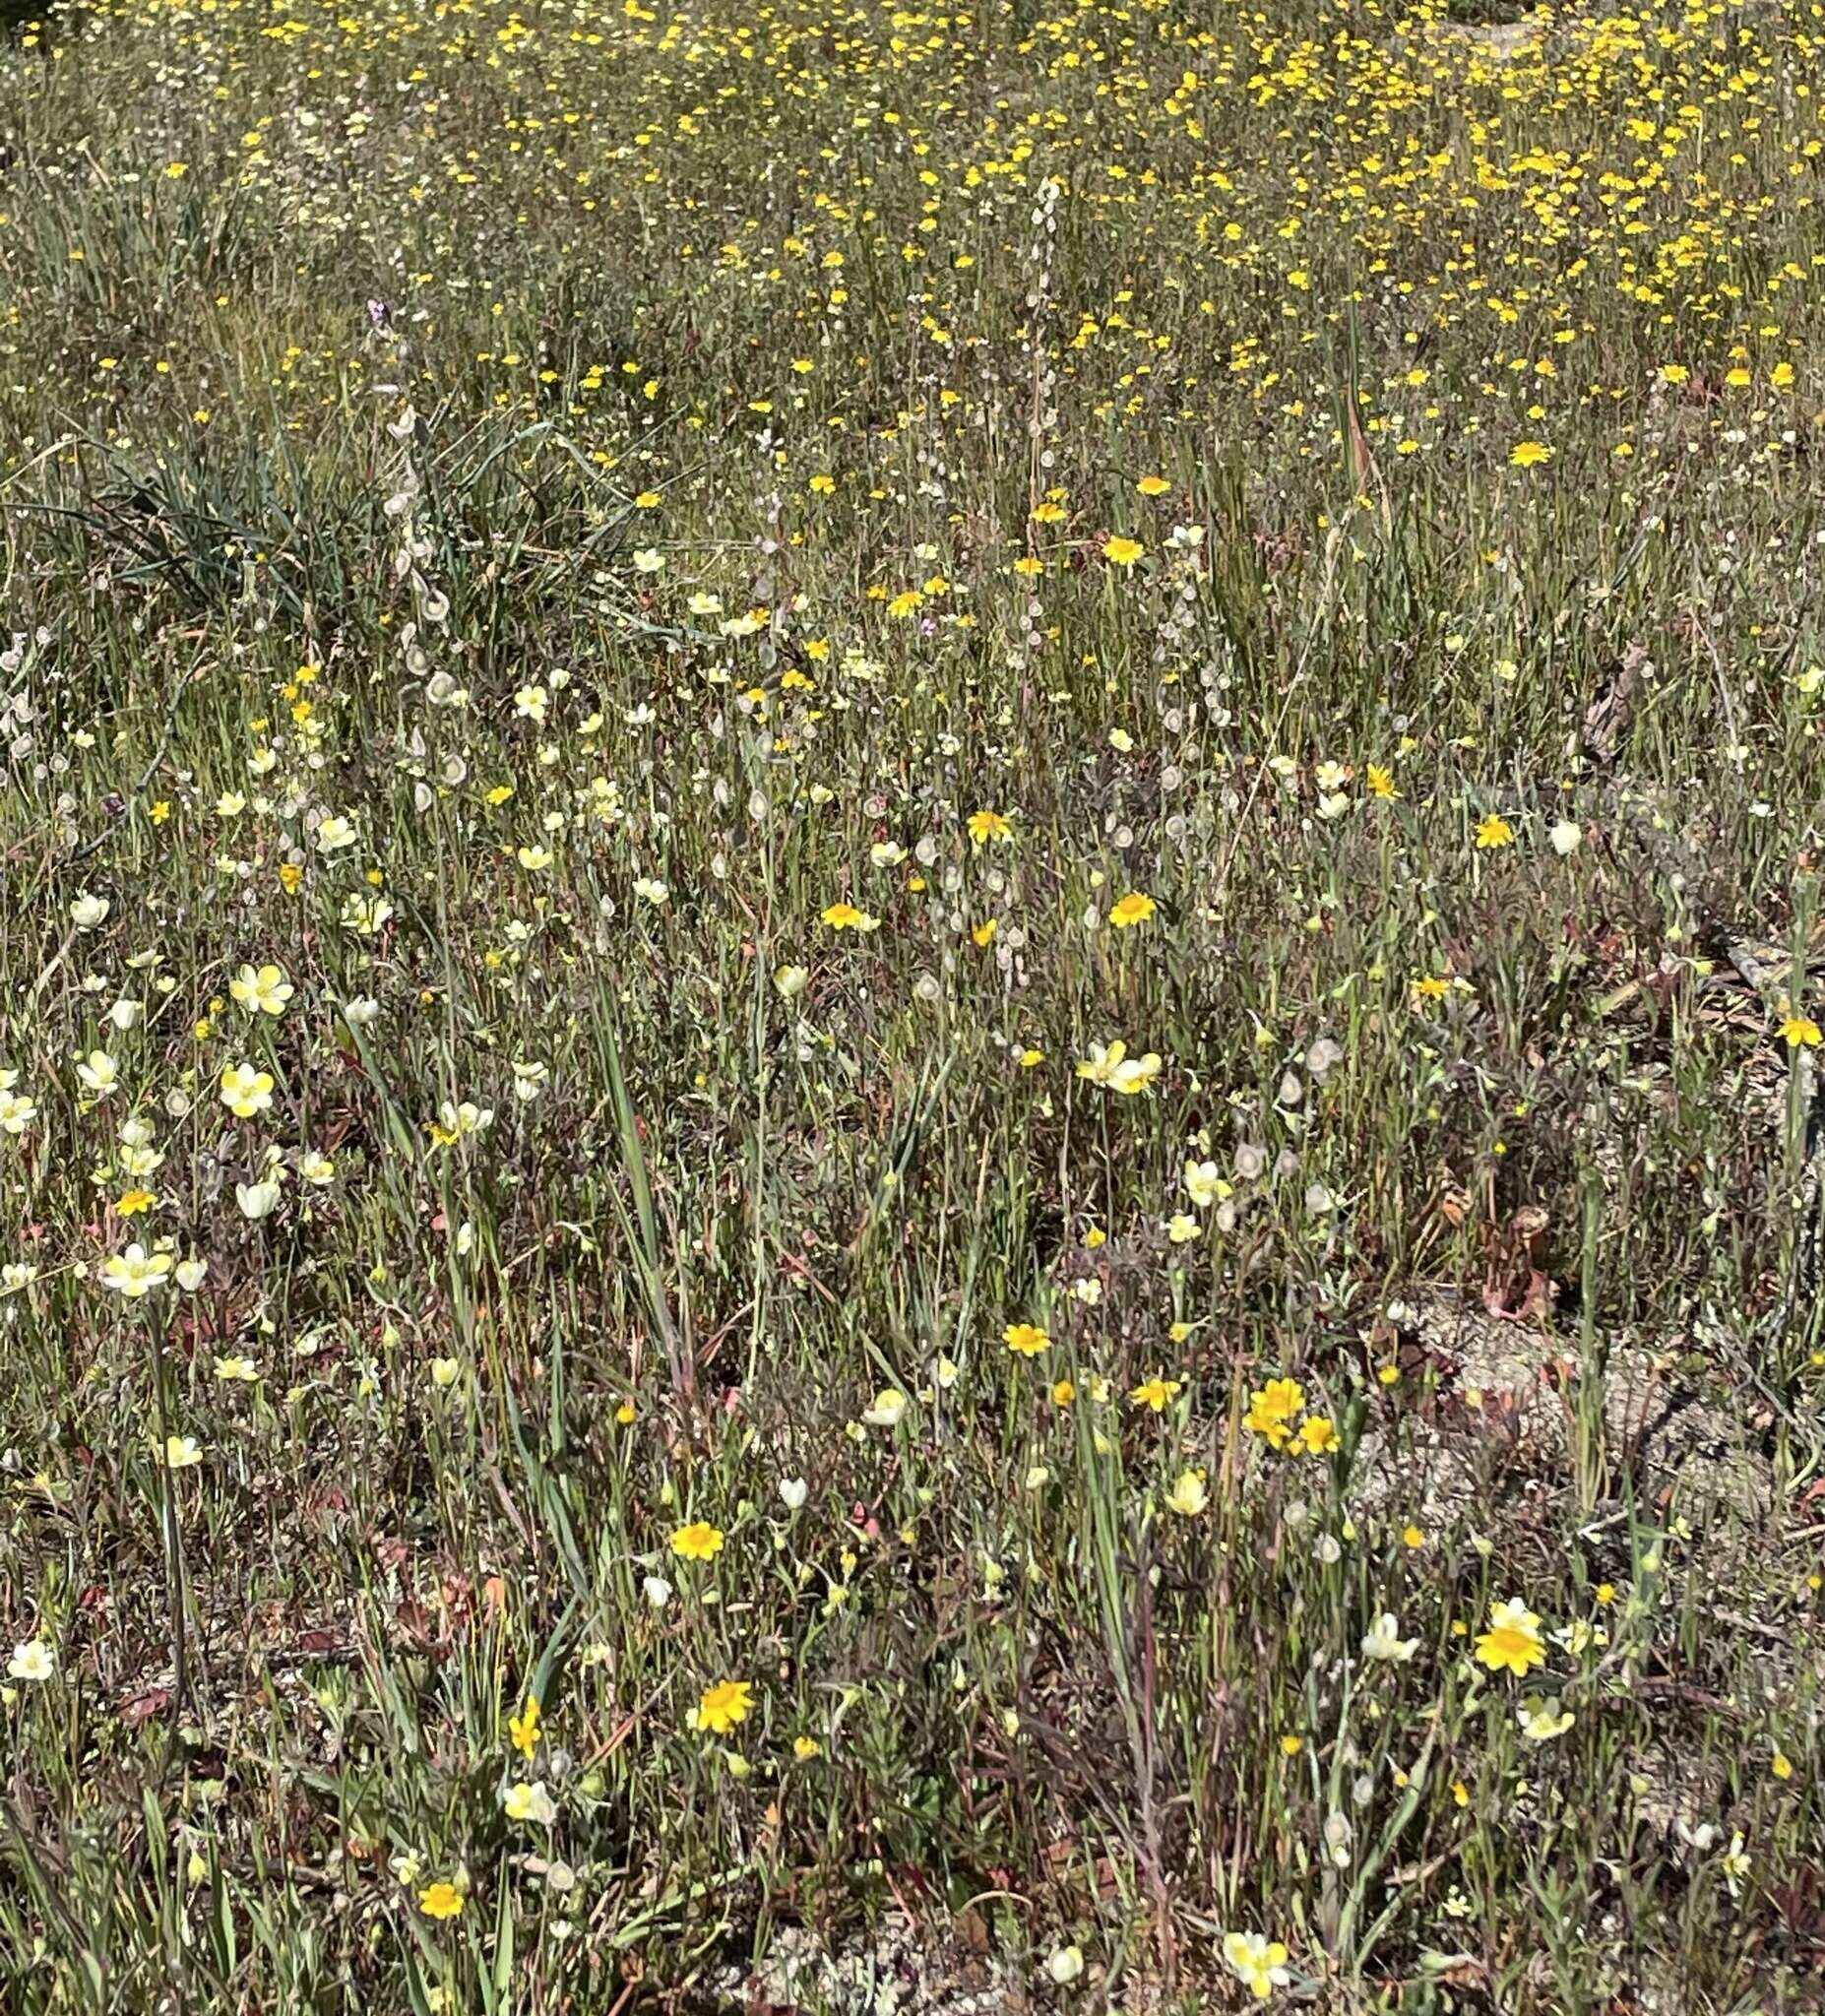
[0,0,1822,2008]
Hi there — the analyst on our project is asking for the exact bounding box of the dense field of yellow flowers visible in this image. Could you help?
[2,0,1825,2006]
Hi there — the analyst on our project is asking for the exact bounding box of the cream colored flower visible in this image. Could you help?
[501,1781,558,1825]
[8,1640,54,1682]
[99,1244,172,1297]
[220,1063,276,1119]
[229,963,293,1017]
[1165,1470,1208,1517]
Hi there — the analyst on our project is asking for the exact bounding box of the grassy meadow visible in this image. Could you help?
[2,0,1825,2005]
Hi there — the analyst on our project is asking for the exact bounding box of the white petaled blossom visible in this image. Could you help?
[433,1101,493,1145]
[8,1640,54,1682]
[229,963,294,1017]
[1223,1931,1291,2001]
[1360,1613,1420,1664]
[512,1060,549,1102]
[220,1063,277,1118]
[76,1050,119,1098]
[1517,1696,1575,1743]
[99,1244,172,1298]
[0,1072,38,1135]
[1164,1470,1208,1517]
[341,895,393,935]
[118,1118,162,1178]
[1075,1040,1161,1097]
[501,1781,558,1826]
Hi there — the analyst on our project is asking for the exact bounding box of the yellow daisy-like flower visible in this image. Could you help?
[821,902,879,932]
[1509,440,1551,468]
[1475,813,1516,850]
[696,1677,754,1735]
[968,809,1011,847]
[1136,474,1171,496]
[1103,535,1144,566]
[1003,1322,1051,1356]
[418,1882,464,1921]
[670,1520,725,1562]
[1243,1377,1305,1448]
[1779,1013,1821,1049]
[509,1696,541,1761]
[1130,1374,1183,1413]
[1296,1415,1338,1456]
[1108,892,1156,928]
[1476,1598,1546,1677]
